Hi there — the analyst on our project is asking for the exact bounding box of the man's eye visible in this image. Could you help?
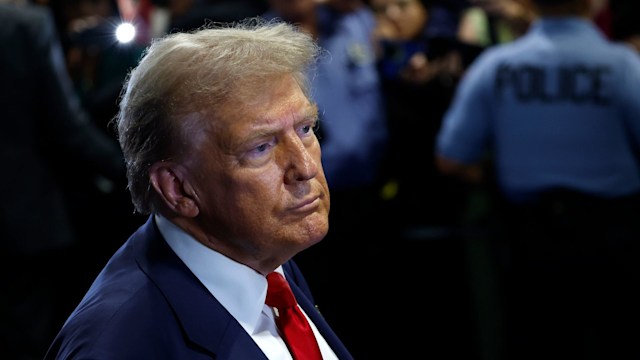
[254,144,269,152]
[299,121,319,137]
[253,143,270,154]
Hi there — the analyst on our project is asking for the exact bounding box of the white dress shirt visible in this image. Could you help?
[155,214,338,360]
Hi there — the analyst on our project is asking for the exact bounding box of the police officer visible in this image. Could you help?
[435,0,640,359]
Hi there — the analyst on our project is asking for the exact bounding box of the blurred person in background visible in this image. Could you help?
[57,0,146,128]
[368,2,490,358]
[369,0,483,235]
[457,0,536,47]
[0,1,126,359]
[436,0,640,358]
[49,0,148,256]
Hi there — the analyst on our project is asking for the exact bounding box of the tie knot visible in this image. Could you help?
[265,272,297,309]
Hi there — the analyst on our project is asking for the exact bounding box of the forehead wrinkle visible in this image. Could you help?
[242,101,318,140]
[283,102,319,129]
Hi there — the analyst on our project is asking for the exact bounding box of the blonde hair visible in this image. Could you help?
[115,18,321,214]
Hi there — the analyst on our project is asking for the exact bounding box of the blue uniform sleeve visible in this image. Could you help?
[436,51,496,164]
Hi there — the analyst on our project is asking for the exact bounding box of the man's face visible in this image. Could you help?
[181,75,330,266]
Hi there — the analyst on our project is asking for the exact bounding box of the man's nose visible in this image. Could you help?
[284,138,318,184]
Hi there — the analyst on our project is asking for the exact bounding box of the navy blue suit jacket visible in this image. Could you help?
[45,216,353,359]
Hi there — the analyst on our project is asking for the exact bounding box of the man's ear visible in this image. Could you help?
[149,162,200,218]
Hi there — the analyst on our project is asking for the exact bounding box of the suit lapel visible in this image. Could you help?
[132,217,268,359]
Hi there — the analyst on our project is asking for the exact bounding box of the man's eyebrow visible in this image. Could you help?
[297,104,319,123]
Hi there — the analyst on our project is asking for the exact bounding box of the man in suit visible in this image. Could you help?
[45,18,353,359]
[0,3,126,359]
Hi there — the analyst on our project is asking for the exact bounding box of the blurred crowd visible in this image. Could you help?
[1,0,639,359]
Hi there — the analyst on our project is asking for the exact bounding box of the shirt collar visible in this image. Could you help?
[154,213,283,335]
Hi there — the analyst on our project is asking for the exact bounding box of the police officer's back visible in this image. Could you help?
[435,0,640,359]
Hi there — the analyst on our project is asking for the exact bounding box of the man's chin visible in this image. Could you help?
[300,218,329,245]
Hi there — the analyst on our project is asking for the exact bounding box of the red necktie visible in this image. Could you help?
[265,272,323,360]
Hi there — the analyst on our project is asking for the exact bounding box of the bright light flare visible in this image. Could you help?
[115,22,136,44]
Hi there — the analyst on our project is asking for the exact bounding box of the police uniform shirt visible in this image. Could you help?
[436,17,640,201]
[311,5,388,190]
